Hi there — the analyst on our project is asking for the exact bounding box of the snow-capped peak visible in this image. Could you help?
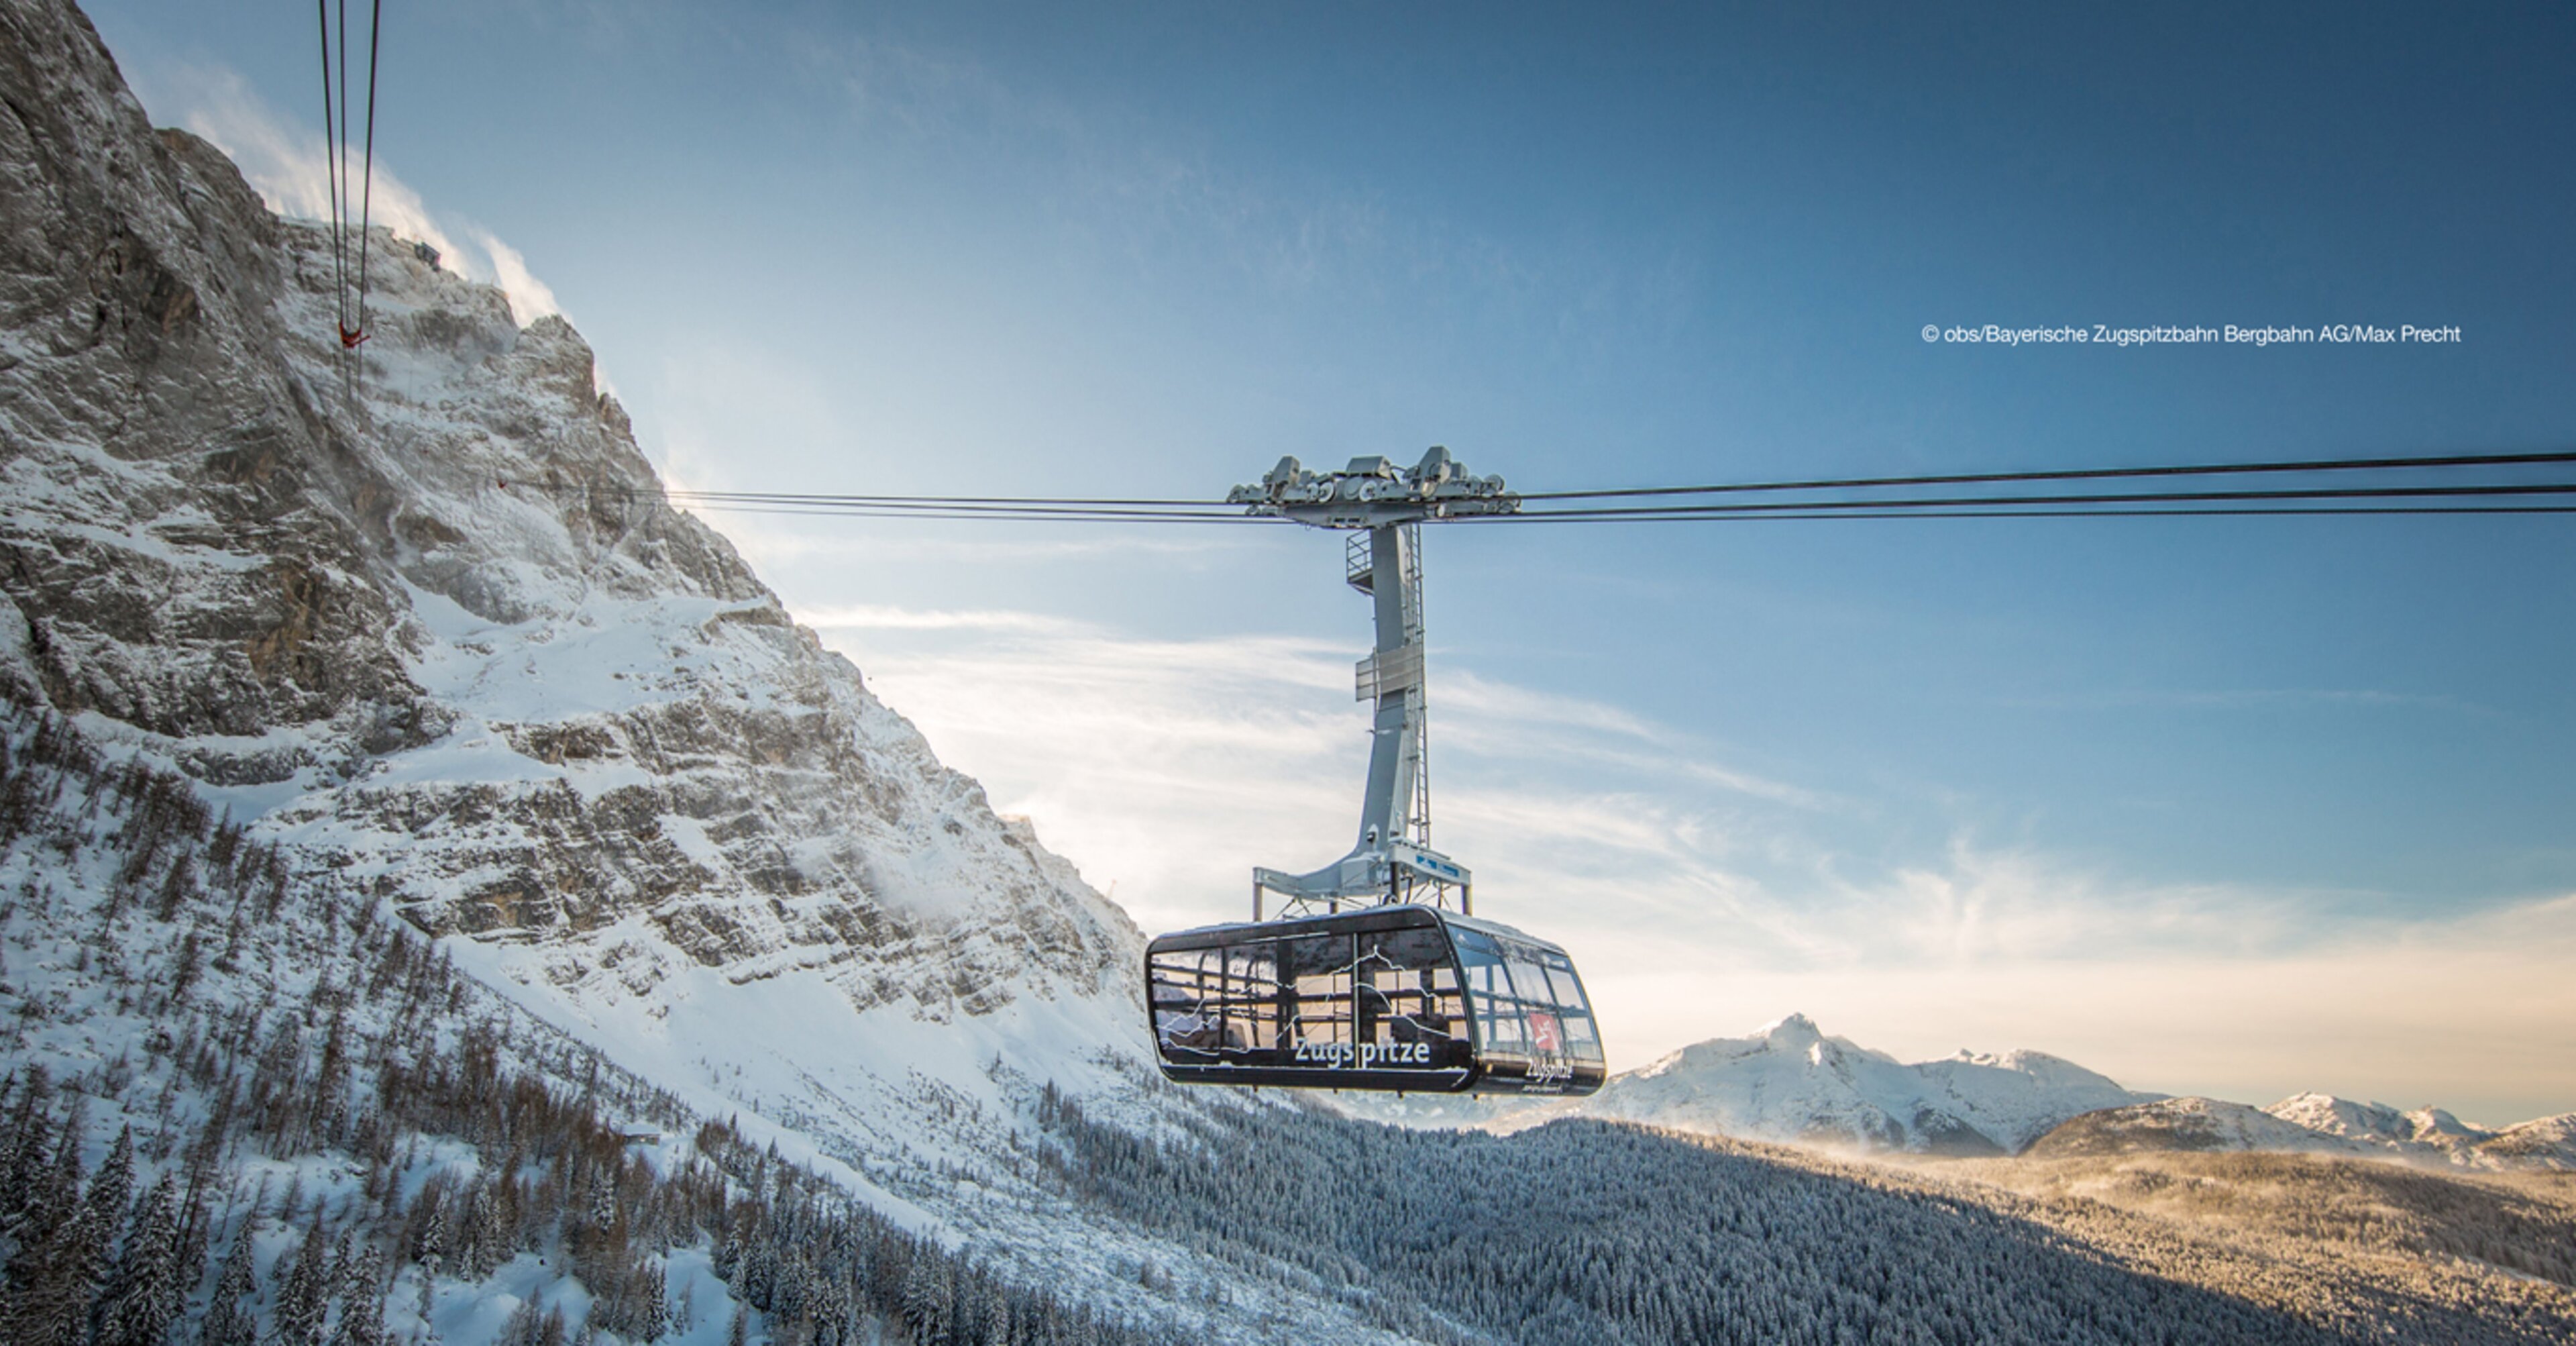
[1760,1011,1825,1045]
[1538,1016,2153,1154]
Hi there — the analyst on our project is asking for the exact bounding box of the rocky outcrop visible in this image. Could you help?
[1,1,420,751]
[0,0,1137,1028]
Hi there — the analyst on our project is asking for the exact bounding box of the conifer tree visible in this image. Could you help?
[409,1184,448,1290]
[979,1283,1014,1346]
[85,1127,137,1250]
[496,1300,542,1346]
[4,1109,103,1346]
[94,1175,182,1346]
[901,1255,950,1346]
[331,1239,388,1346]
[270,1216,330,1346]
[0,1066,54,1231]
[459,1184,500,1280]
[201,1227,260,1346]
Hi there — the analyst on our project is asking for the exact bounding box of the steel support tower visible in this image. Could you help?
[1227,448,1519,920]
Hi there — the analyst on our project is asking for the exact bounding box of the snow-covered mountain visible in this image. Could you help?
[2022,1092,2576,1170]
[2024,1096,2368,1159]
[1354,1013,2159,1155]
[2479,1114,2576,1170]
[2263,1092,2496,1157]
[0,3,1409,1337]
[0,698,1160,1346]
[1570,1014,2156,1154]
[3,0,1140,1134]
[1362,1019,2576,1170]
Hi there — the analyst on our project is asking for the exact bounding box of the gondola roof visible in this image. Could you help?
[1148,903,1559,951]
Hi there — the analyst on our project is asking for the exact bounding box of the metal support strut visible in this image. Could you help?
[1228,448,1519,921]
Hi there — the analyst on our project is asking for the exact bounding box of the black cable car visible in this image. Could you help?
[1146,904,1607,1096]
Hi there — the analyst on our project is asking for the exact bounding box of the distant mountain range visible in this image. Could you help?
[1559,1013,2156,1155]
[1350,1013,2156,1154]
[2031,1094,2576,1169]
[1352,1013,2576,1170]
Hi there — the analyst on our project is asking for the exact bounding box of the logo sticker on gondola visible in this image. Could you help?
[1529,1013,1562,1054]
[1294,1040,1436,1067]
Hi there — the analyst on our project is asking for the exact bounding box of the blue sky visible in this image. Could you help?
[89,1,2576,1120]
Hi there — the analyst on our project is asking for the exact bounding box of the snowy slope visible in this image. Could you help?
[0,701,748,1346]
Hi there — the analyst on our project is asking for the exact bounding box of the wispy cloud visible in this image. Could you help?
[734,532,1240,565]
[1664,891,2576,1126]
[814,605,2576,1121]
[794,605,1093,635]
[1442,669,1828,808]
[144,64,564,327]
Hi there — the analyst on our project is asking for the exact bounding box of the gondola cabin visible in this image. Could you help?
[1146,904,1606,1096]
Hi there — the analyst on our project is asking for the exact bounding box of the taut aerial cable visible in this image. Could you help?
[315,0,385,349]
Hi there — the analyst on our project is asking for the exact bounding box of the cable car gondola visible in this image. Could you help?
[1148,903,1606,1094]
[1144,450,1605,1096]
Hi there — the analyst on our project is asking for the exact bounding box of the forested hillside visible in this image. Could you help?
[0,701,1166,1346]
[1041,1085,2576,1345]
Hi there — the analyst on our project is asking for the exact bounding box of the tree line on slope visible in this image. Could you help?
[0,700,1181,1346]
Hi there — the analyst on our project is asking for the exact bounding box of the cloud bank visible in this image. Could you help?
[805,605,2576,1124]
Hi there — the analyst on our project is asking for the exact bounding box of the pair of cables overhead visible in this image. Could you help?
[315,0,384,348]
[1485,447,2576,522]
[643,446,2576,525]
[643,488,1265,524]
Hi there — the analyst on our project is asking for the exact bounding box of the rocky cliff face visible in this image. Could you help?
[0,0,1136,1047]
